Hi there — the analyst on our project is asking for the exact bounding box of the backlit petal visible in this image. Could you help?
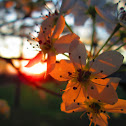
[54,33,80,53]
[90,51,123,78]
[60,0,77,14]
[69,40,87,69]
[61,102,86,113]
[38,16,56,41]
[25,52,43,67]
[49,60,75,81]
[62,81,85,106]
[88,113,108,126]
[105,99,126,113]
[52,15,65,40]
[88,79,118,105]
[46,52,56,74]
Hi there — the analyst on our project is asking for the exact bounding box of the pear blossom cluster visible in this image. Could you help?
[26,0,126,126]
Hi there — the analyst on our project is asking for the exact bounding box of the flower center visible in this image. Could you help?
[77,69,91,83]
[89,102,101,114]
[41,39,55,54]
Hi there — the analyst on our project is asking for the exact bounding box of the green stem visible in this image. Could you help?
[65,21,73,33]
[90,17,96,57]
[62,53,69,58]
[115,43,126,50]
[106,38,121,51]
[94,23,121,58]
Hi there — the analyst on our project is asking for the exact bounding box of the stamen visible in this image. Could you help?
[99,113,110,125]
[104,113,110,119]
[73,85,81,102]
[80,111,86,119]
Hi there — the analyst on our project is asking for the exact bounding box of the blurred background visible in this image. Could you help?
[0,0,126,125]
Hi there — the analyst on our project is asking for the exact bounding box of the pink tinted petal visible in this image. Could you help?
[52,15,65,40]
[90,51,123,78]
[25,52,43,67]
[88,113,108,126]
[54,33,80,53]
[69,40,87,69]
[60,0,77,14]
[62,82,85,106]
[46,52,56,74]
[105,99,126,113]
[49,60,75,81]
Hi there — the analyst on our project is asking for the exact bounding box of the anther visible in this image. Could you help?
[74,99,75,102]
[87,96,89,99]
[91,86,94,90]
[73,87,77,90]
[98,100,101,102]
[68,72,72,76]
[77,103,80,105]
[60,89,63,92]
[78,56,81,59]
[106,85,109,87]
[38,40,42,44]
[87,112,90,114]
[100,70,103,73]
[56,61,60,63]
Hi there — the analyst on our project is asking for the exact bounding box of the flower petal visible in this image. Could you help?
[49,60,75,81]
[91,77,120,93]
[52,15,65,40]
[60,0,77,14]
[90,51,123,78]
[105,99,126,113]
[25,52,43,67]
[62,81,85,106]
[46,52,56,74]
[38,16,56,41]
[61,102,86,113]
[54,33,80,53]
[95,3,118,24]
[88,113,108,126]
[88,79,118,105]
[69,39,87,69]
